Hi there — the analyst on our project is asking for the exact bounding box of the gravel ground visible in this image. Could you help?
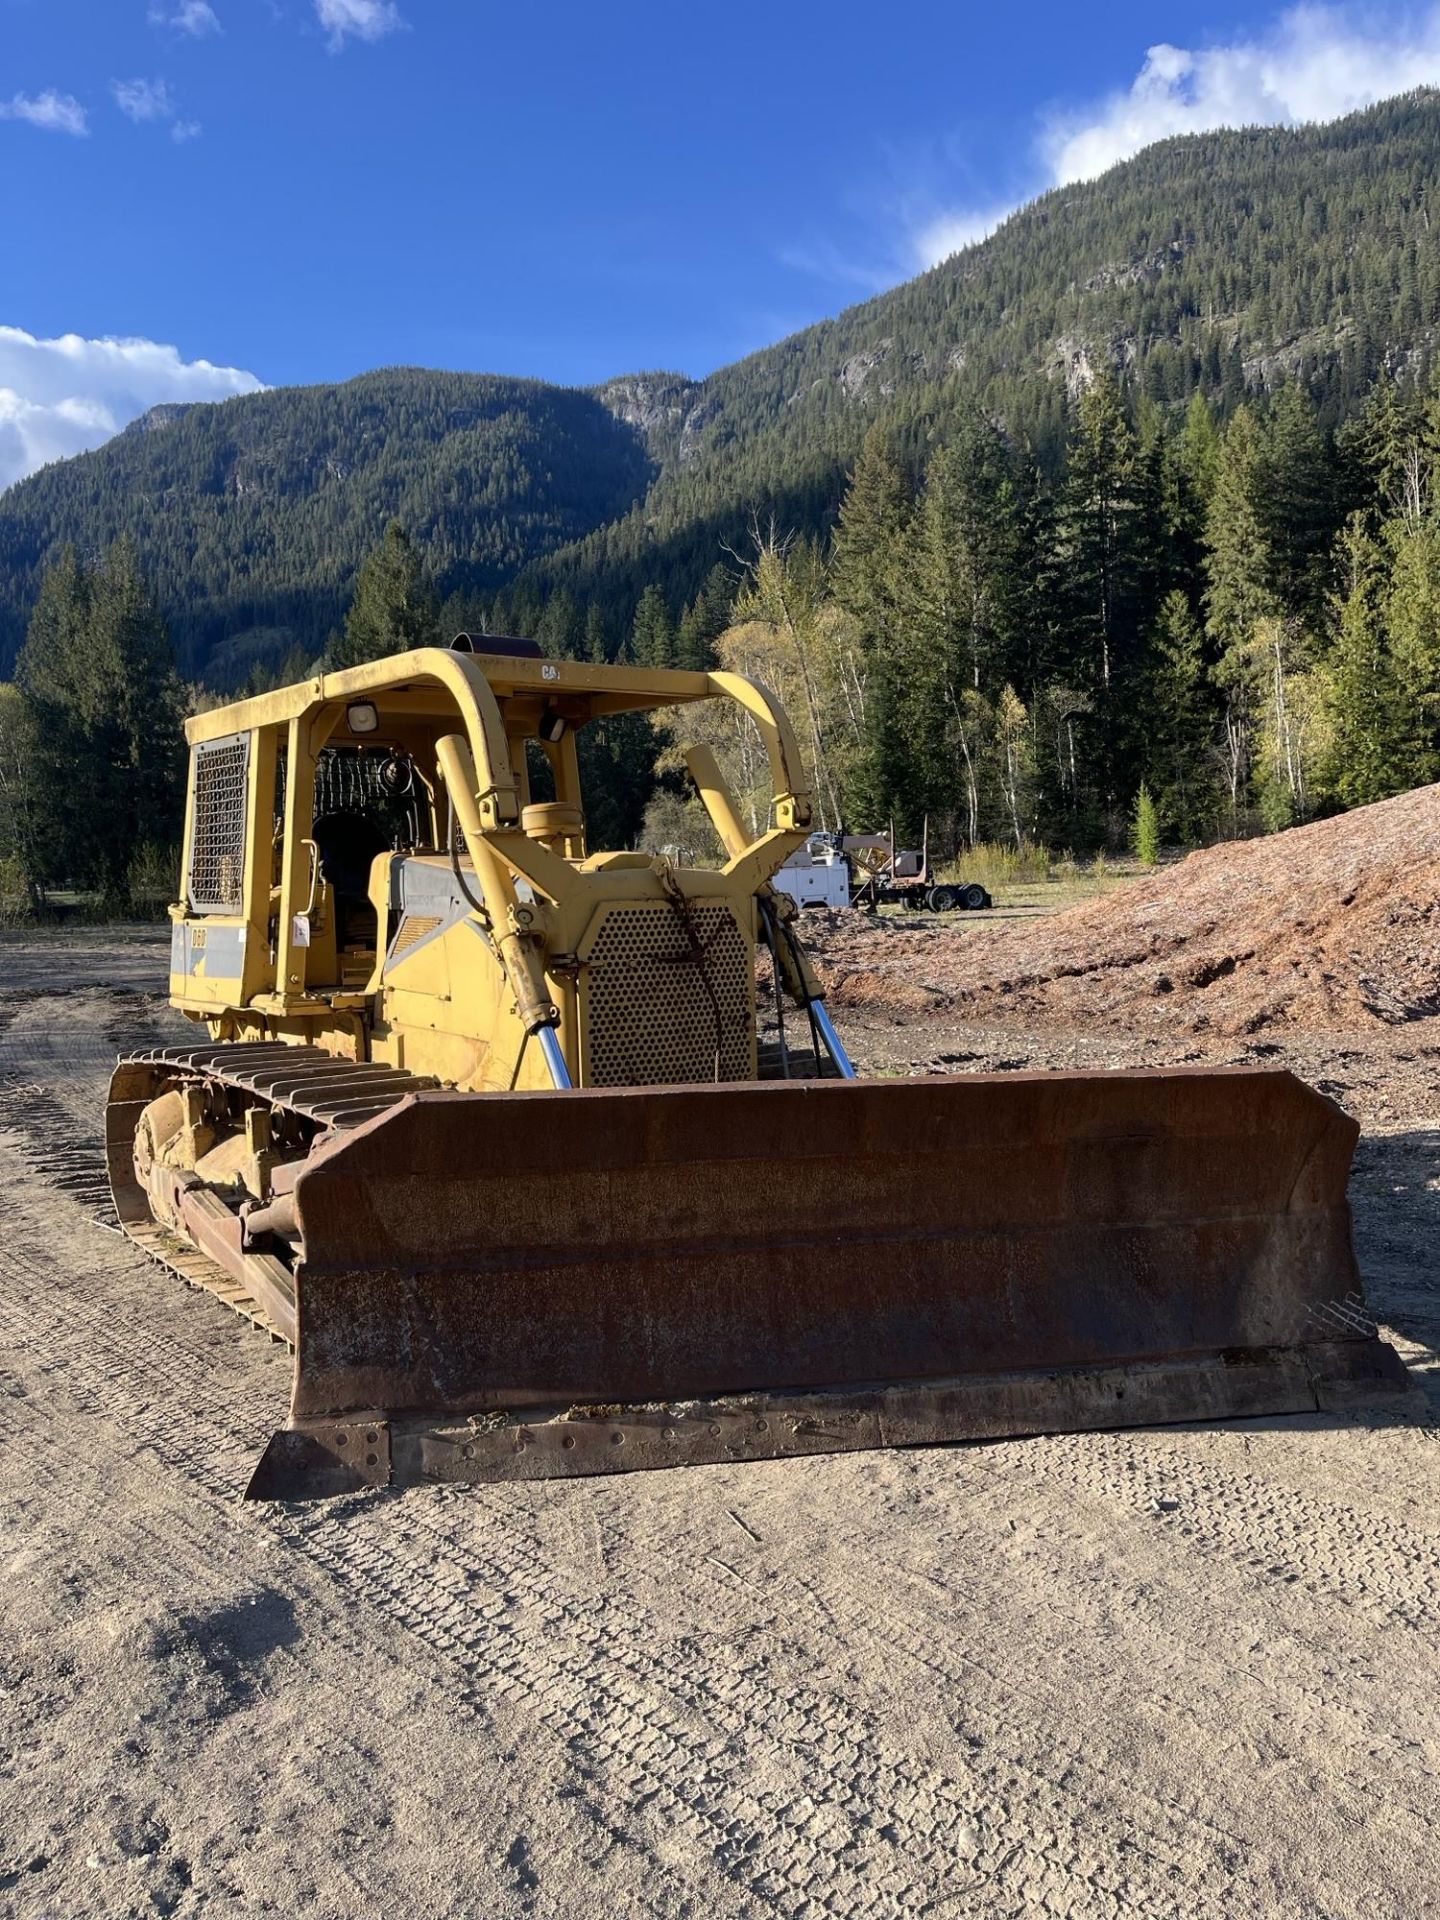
[1,926,1436,1920]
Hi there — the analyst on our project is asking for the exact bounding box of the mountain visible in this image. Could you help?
[6,90,1440,676]
[0,369,654,677]
[526,89,1440,615]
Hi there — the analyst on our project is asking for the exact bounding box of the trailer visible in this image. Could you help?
[841,825,993,914]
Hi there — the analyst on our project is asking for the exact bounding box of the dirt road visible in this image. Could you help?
[2,929,1437,1919]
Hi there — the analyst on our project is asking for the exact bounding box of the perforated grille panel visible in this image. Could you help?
[391,913,441,957]
[187,734,249,913]
[583,904,753,1087]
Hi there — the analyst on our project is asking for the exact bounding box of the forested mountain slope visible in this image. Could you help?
[529,90,1440,614]
[6,90,1440,676]
[0,369,654,676]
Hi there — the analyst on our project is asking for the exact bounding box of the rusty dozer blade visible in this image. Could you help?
[243,1065,1408,1499]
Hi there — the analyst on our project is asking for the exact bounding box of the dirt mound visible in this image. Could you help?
[812,783,1440,1035]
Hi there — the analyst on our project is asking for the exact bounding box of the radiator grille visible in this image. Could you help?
[583,904,753,1087]
[391,913,441,958]
[188,734,249,913]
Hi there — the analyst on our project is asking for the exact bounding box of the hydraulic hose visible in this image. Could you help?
[436,734,567,1074]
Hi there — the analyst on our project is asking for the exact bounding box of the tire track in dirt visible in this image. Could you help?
[0,1370,712,1920]
[0,994,1308,1916]
[605,1444,1440,1828]
[302,1494,1236,1920]
[0,1222,734,1919]
[5,978,1438,1919]
[0,1193,1260,1920]
[2,1103,1431,1919]
[0,987,184,1223]
[977,1423,1440,1633]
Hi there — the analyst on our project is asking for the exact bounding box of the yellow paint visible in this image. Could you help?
[173,645,814,1090]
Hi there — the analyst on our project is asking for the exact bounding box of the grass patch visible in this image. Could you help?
[939,841,1053,889]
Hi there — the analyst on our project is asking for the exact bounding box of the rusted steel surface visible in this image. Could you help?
[244,1337,1409,1499]
[286,1067,1381,1423]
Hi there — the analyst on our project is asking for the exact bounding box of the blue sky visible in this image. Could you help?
[5,0,1440,485]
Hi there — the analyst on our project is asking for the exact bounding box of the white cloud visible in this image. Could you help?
[112,77,201,141]
[149,1,222,34]
[1046,6,1440,182]
[0,327,264,493]
[0,90,88,136]
[912,3,1440,270]
[909,204,1013,269]
[112,78,174,123]
[315,0,404,48]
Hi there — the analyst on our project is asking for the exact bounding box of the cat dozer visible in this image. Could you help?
[106,640,1405,1500]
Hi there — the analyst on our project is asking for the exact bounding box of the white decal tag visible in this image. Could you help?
[292,914,311,948]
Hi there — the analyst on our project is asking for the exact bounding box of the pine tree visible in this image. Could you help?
[583,603,612,663]
[830,424,913,637]
[1323,517,1422,804]
[675,563,734,671]
[16,541,184,900]
[629,585,675,669]
[1176,391,1221,506]
[329,521,439,669]
[1146,589,1217,842]
[1204,407,1277,823]
[1352,374,1428,522]
[1131,783,1160,865]
[1260,383,1339,628]
[1056,372,1143,696]
[576,713,665,851]
[534,590,583,659]
[0,683,40,912]
[921,411,1021,692]
[1377,515,1440,784]
[831,428,916,830]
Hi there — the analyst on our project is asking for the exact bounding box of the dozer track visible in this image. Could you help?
[107,1043,438,1344]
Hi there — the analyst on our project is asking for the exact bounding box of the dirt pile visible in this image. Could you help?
[811,783,1440,1035]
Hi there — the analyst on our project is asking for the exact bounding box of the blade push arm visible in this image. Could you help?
[436,734,569,1086]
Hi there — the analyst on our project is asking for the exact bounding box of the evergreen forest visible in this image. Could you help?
[6,91,1440,902]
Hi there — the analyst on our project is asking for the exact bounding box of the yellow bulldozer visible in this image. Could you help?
[106,638,1405,1499]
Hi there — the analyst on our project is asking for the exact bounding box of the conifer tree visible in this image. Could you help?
[534,590,583,659]
[1176,391,1221,506]
[0,682,40,910]
[629,584,675,669]
[1056,372,1143,695]
[675,563,734,671]
[830,428,916,830]
[1378,514,1440,782]
[583,602,612,663]
[1323,517,1422,804]
[1146,589,1217,842]
[1131,783,1160,866]
[922,411,1021,692]
[329,521,439,669]
[1204,407,1277,822]
[16,540,183,900]
[1260,383,1339,628]
[830,425,912,641]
